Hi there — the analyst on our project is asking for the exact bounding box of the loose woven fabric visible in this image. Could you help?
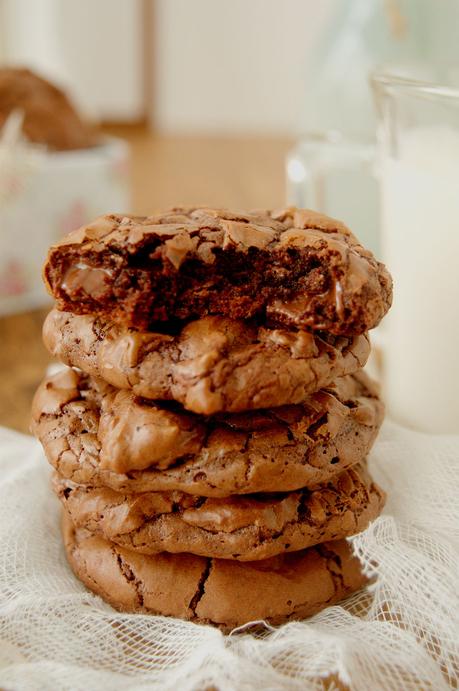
[0,422,457,691]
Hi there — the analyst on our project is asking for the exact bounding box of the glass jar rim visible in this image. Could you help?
[371,69,459,102]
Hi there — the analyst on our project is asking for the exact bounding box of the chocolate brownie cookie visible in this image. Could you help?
[43,309,370,414]
[0,67,97,151]
[43,207,392,335]
[62,513,368,630]
[54,462,384,561]
[32,368,384,496]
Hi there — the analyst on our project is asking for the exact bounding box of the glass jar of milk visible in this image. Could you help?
[372,72,459,433]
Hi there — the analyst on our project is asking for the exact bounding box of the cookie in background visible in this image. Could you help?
[0,67,130,317]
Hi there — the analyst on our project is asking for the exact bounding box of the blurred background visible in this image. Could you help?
[0,0,458,433]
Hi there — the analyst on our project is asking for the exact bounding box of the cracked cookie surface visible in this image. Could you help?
[43,207,392,335]
[54,462,385,561]
[62,512,368,630]
[32,368,384,496]
[43,308,370,414]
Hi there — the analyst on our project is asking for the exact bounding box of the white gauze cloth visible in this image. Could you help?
[0,422,457,691]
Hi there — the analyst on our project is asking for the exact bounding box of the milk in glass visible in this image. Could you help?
[381,126,459,432]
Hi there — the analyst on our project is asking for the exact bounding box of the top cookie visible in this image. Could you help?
[43,207,392,335]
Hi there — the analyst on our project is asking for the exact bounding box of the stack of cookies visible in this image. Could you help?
[32,207,392,630]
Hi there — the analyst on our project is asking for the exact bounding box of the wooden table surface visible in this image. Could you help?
[0,126,292,433]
